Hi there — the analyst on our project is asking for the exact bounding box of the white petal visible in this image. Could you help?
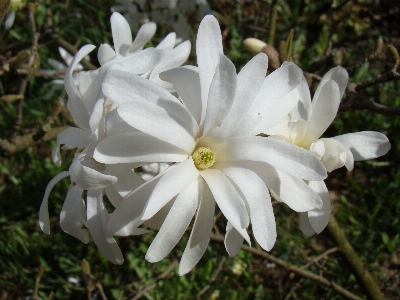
[143,197,175,230]
[117,100,197,153]
[69,154,117,190]
[221,136,327,181]
[111,12,133,56]
[39,171,70,234]
[196,15,223,117]
[60,185,89,243]
[222,165,276,251]
[104,165,145,207]
[105,109,139,136]
[47,58,67,72]
[56,127,90,149]
[146,178,201,262]
[161,67,202,124]
[314,66,348,100]
[128,22,157,53]
[108,172,166,236]
[107,48,165,75]
[224,222,244,257]
[236,62,303,136]
[150,40,191,82]
[299,212,316,237]
[302,80,340,147]
[89,99,105,134]
[319,138,354,171]
[87,189,124,264]
[307,181,331,234]
[211,53,269,139]
[65,45,95,131]
[179,180,215,276]
[103,69,178,105]
[5,11,15,30]
[156,32,176,50]
[141,158,199,220]
[332,131,390,161]
[289,76,312,121]
[98,44,117,65]
[200,168,250,244]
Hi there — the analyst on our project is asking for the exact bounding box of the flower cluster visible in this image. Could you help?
[40,14,390,275]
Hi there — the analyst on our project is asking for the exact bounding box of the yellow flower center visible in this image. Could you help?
[192,147,216,169]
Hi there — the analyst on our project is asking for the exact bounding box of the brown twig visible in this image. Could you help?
[33,263,45,300]
[130,260,178,300]
[301,247,338,270]
[210,234,363,300]
[196,257,226,299]
[0,126,68,157]
[82,259,107,300]
[327,215,385,300]
[339,92,400,116]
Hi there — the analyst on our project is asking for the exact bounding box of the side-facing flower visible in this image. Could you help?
[263,66,391,236]
[39,42,165,264]
[94,15,327,275]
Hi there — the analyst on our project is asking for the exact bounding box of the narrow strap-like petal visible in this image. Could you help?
[128,22,157,53]
[94,132,189,164]
[69,153,117,190]
[87,189,124,264]
[222,136,327,181]
[60,185,89,243]
[39,171,70,234]
[156,32,176,50]
[203,54,237,137]
[117,100,197,153]
[146,178,201,262]
[302,80,340,147]
[141,158,199,220]
[201,168,250,244]
[222,165,276,251]
[307,180,331,234]
[196,15,223,122]
[98,44,117,65]
[111,12,133,56]
[179,180,215,276]
[224,222,244,257]
[332,131,390,161]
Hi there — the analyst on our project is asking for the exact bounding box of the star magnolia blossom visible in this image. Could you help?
[263,66,391,236]
[94,15,328,275]
[40,12,191,264]
[98,12,191,92]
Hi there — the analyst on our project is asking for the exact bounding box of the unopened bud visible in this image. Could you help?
[243,38,267,55]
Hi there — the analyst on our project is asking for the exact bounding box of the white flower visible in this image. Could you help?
[111,0,149,33]
[263,67,391,236]
[94,15,327,275]
[98,12,191,92]
[39,41,165,264]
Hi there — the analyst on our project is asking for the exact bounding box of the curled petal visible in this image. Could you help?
[224,222,244,257]
[39,171,70,234]
[69,154,117,190]
[307,181,331,234]
[60,185,89,243]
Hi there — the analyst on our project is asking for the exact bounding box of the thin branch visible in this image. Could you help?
[130,260,178,300]
[0,126,68,157]
[33,264,45,300]
[196,257,226,299]
[339,92,400,116]
[301,247,338,270]
[327,215,385,300]
[210,234,363,300]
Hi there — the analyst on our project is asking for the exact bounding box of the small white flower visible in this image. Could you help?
[263,67,391,236]
[94,15,327,275]
[98,12,191,92]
